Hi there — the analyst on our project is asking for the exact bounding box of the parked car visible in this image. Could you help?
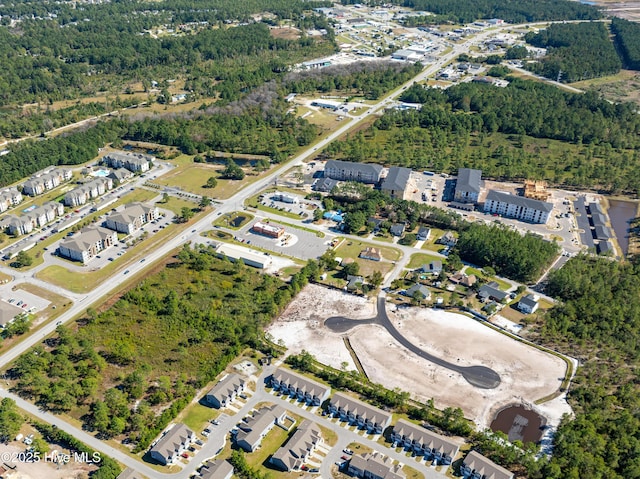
[181,452,189,458]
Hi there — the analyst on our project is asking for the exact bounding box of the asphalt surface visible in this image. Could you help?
[326,295,501,389]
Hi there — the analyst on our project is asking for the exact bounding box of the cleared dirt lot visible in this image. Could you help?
[269,284,570,428]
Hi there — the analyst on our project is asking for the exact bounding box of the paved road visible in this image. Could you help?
[326,295,501,389]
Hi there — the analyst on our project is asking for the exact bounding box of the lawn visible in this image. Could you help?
[213,212,255,230]
[335,240,401,263]
[464,267,511,291]
[158,196,201,216]
[407,252,444,270]
[263,218,325,238]
[245,413,302,474]
[179,403,218,433]
[421,228,448,252]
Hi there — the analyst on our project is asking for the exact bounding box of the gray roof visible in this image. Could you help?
[381,167,411,193]
[272,368,330,400]
[330,392,392,427]
[485,190,553,213]
[207,373,245,402]
[108,202,157,226]
[406,283,430,299]
[271,420,322,471]
[390,223,405,235]
[590,213,607,227]
[597,241,614,254]
[0,301,23,328]
[200,460,234,479]
[456,168,482,194]
[588,202,604,215]
[116,468,144,479]
[349,452,405,479]
[478,283,508,301]
[392,419,459,458]
[593,225,611,240]
[150,424,194,460]
[59,226,114,252]
[463,450,513,479]
[325,160,383,180]
[518,294,538,309]
[314,177,339,192]
[236,405,285,449]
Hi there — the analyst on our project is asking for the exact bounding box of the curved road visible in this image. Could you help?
[325,295,501,389]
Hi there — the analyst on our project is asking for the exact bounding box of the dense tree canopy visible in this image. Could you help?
[611,17,640,71]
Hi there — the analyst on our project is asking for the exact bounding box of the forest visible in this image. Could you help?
[338,0,600,24]
[454,223,559,283]
[611,17,640,71]
[524,22,621,83]
[6,246,320,452]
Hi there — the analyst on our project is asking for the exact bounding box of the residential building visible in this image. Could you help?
[590,213,607,227]
[477,282,508,303]
[22,168,72,196]
[270,368,331,406]
[359,247,382,261]
[108,168,134,184]
[328,392,392,434]
[588,202,605,216]
[417,261,442,275]
[236,405,286,452]
[324,160,383,184]
[391,419,459,465]
[313,177,339,193]
[347,452,405,479]
[205,373,246,408]
[461,450,513,479]
[483,190,553,224]
[116,468,144,479]
[103,151,152,173]
[449,273,477,287]
[5,202,64,236]
[390,223,405,237]
[597,241,614,255]
[405,284,431,301]
[251,221,285,238]
[523,180,550,201]
[517,294,539,314]
[4,215,33,236]
[437,231,457,246]
[380,167,412,200]
[63,177,113,207]
[593,225,611,240]
[0,188,23,212]
[58,226,117,264]
[199,460,234,479]
[347,275,364,292]
[417,227,431,241]
[270,420,323,471]
[149,424,195,465]
[105,203,159,234]
[454,168,482,204]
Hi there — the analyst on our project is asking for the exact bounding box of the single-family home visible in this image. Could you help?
[454,168,482,204]
[0,188,23,212]
[390,223,405,237]
[236,405,287,452]
[105,203,159,234]
[449,273,477,287]
[405,283,431,301]
[368,217,384,233]
[270,420,323,471]
[477,282,508,303]
[149,424,195,465]
[380,167,412,200]
[103,151,152,173]
[347,452,405,479]
[199,460,234,479]
[347,275,364,292]
[328,392,392,434]
[391,419,459,465]
[359,247,382,262]
[417,227,431,241]
[57,226,117,264]
[484,190,553,225]
[517,294,539,314]
[115,468,144,479]
[270,368,331,406]
[460,450,513,479]
[417,261,442,275]
[437,231,457,246]
[324,160,383,184]
[205,373,246,408]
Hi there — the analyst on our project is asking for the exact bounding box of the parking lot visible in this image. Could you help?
[4,289,51,313]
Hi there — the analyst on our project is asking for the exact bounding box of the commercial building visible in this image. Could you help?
[214,243,272,269]
[57,226,117,264]
[251,221,285,238]
[324,160,384,184]
[149,424,195,465]
[483,190,553,224]
[454,168,482,204]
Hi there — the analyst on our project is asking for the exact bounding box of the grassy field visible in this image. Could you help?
[335,240,401,263]
[571,69,640,106]
[407,252,444,270]
[464,267,511,291]
[179,403,218,433]
[421,228,448,252]
[213,211,254,230]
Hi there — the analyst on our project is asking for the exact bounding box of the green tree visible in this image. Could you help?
[13,251,33,268]
[205,177,218,188]
[368,270,384,288]
[179,207,195,223]
[199,196,212,209]
[221,159,245,180]
[342,262,360,278]
[0,398,23,441]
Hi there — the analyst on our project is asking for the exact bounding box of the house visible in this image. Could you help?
[597,241,614,255]
[57,226,117,264]
[64,177,113,207]
[0,188,23,213]
[149,424,195,465]
[417,261,442,275]
[517,294,539,314]
[270,368,331,406]
[593,225,611,240]
[391,419,459,465]
[324,160,384,184]
[416,227,431,241]
[477,282,508,303]
[461,450,513,479]
[347,275,364,291]
[108,168,134,184]
[103,151,152,173]
[313,177,339,193]
[359,247,382,261]
[236,405,287,452]
[199,460,234,479]
[390,223,405,237]
[270,420,323,471]
[105,203,159,234]
[328,392,392,434]
[380,167,412,200]
[347,452,405,479]
[449,273,477,287]
[484,190,553,224]
[205,373,246,408]
[251,221,285,238]
[116,468,145,479]
[405,283,431,301]
[590,213,607,227]
[22,168,72,196]
[454,168,482,204]
[437,231,457,246]
[368,217,384,232]
[588,202,605,216]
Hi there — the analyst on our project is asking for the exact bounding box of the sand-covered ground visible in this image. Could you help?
[269,284,572,428]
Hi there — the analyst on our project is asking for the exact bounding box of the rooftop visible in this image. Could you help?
[485,190,553,213]
[456,168,482,194]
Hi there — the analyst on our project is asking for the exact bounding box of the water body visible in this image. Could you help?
[608,199,638,255]
[490,404,546,443]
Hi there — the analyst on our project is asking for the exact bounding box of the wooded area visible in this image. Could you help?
[611,17,640,71]
[524,23,621,83]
